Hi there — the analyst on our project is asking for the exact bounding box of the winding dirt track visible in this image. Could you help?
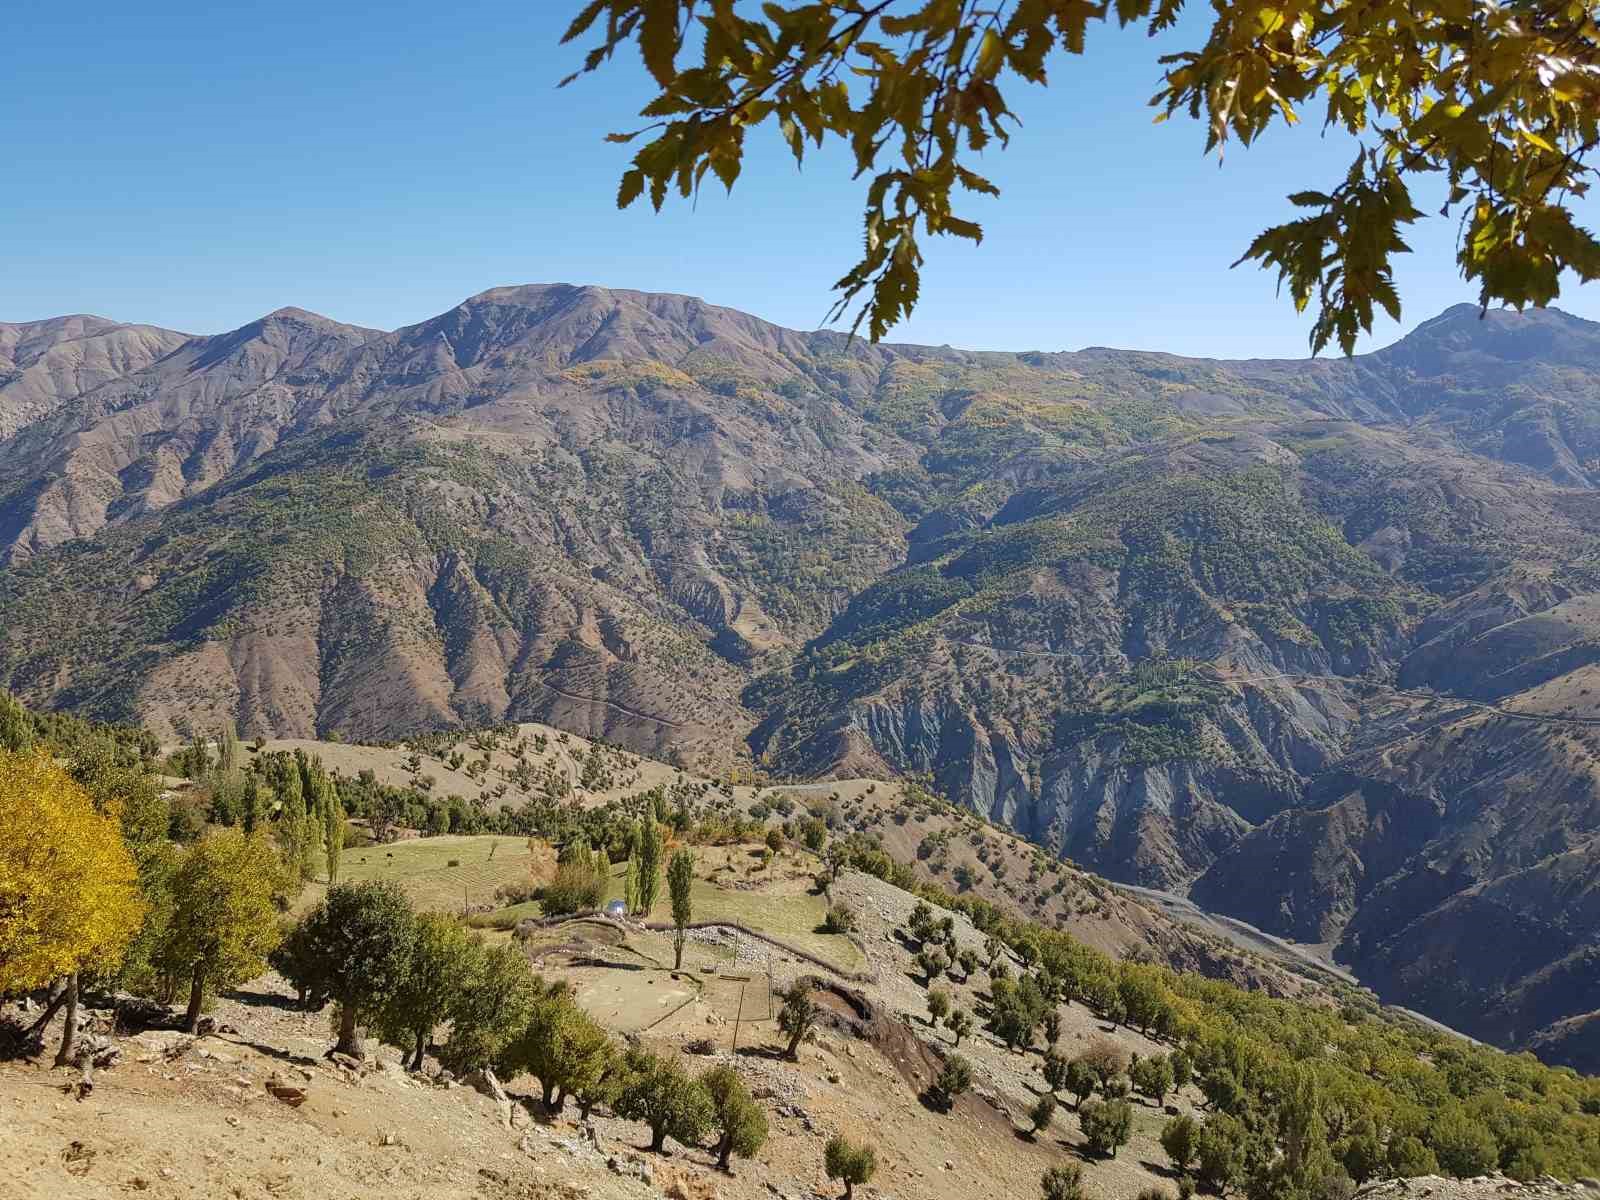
[531,679,692,729]
[1217,670,1600,727]
[942,640,1600,725]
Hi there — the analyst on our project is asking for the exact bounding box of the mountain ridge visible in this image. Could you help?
[3,283,1599,1068]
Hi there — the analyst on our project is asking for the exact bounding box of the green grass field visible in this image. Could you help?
[330,835,536,912]
[315,836,862,972]
[637,872,862,969]
[471,843,863,971]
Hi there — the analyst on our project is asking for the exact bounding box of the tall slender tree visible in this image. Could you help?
[624,851,640,914]
[634,816,663,916]
[667,848,694,971]
[324,790,345,884]
[216,722,240,778]
[275,760,306,877]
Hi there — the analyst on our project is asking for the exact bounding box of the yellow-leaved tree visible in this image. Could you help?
[567,0,1600,352]
[157,827,284,1033]
[0,749,145,1064]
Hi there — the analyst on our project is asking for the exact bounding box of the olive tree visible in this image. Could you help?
[777,979,817,1060]
[612,1046,712,1153]
[700,1064,769,1172]
[158,828,282,1034]
[292,880,416,1059]
[373,913,478,1070]
[824,1134,876,1199]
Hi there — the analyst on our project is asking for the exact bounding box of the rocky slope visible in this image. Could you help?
[3,286,1600,1065]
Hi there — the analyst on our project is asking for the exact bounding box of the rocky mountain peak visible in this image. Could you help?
[1376,301,1600,372]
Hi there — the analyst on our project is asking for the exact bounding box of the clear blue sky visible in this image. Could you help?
[4,1,1597,358]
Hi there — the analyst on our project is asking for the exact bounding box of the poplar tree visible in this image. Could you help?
[624,851,640,914]
[634,817,663,916]
[240,772,263,834]
[667,848,694,971]
[301,757,333,882]
[324,791,345,884]
[216,722,240,778]
[275,761,306,877]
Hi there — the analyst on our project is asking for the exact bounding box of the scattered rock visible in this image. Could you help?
[265,1079,307,1107]
[462,1067,508,1103]
[61,1141,95,1176]
[607,1154,653,1185]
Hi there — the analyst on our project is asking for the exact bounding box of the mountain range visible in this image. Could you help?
[3,283,1599,1068]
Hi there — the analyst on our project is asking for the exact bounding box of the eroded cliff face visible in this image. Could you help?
[838,672,1355,889]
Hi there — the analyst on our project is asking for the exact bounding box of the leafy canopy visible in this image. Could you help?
[700,1064,770,1170]
[373,912,479,1067]
[158,828,283,1009]
[500,979,616,1110]
[567,0,1600,351]
[443,938,540,1074]
[612,1045,714,1152]
[0,749,144,992]
[294,880,416,1017]
[824,1133,877,1194]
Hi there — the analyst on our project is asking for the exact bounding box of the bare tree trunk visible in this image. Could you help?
[333,1003,364,1059]
[53,973,79,1067]
[410,1031,426,1072]
[183,970,205,1034]
[24,979,69,1040]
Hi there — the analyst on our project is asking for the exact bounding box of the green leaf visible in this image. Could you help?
[617,168,646,209]
[640,0,681,87]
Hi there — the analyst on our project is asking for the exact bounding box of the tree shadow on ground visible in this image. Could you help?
[215,1034,320,1069]
[1051,1135,1099,1161]
[222,985,306,1012]
[733,1045,791,1062]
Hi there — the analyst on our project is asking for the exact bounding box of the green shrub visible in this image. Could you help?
[1040,1164,1083,1200]
[541,861,605,915]
[821,903,856,934]
[1080,1098,1134,1158]
[824,1135,876,1198]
